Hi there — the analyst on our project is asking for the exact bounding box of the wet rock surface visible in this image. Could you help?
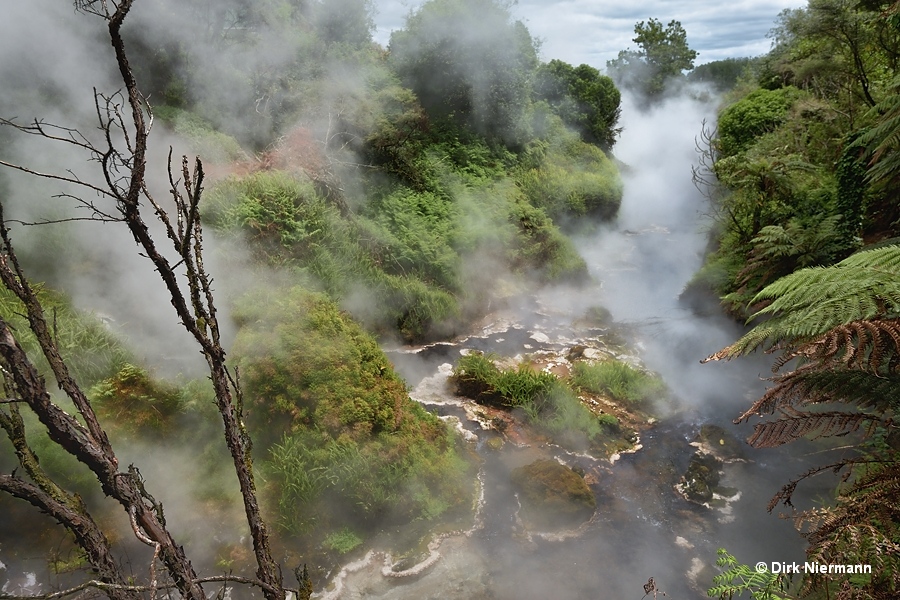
[674,423,750,506]
[677,451,723,504]
[691,424,746,462]
[511,459,596,529]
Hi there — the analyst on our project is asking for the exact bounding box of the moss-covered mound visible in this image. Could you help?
[451,352,630,455]
[511,459,595,529]
[231,286,474,536]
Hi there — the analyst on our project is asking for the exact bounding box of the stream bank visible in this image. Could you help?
[313,91,827,600]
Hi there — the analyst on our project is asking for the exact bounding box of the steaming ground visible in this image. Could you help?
[0,5,830,597]
[577,89,761,414]
[341,89,821,599]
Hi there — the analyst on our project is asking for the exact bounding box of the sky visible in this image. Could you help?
[373,0,810,69]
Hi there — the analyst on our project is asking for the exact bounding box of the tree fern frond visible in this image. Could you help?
[708,548,791,600]
[703,246,900,361]
[862,76,900,189]
[768,457,900,598]
[746,407,883,448]
[787,319,900,373]
[735,369,900,422]
[767,460,860,511]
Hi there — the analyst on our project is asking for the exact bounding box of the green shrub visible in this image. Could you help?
[717,87,803,157]
[90,364,183,438]
[516,134,622,222]
[207,171,463,340]
[452,354,616,451]
[233,286,474,533]
[206,171,333,263]
[508,200,588,281]
[453,352,555,407]
[360,185,461,290]
[572,360,665,405]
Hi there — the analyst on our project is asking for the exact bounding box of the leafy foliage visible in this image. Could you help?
[515,125,623,223]
[388,0,538,146]
[708,548,792,600]
[607,18,698,99]
[206,170,462,340]
[717,88,803,158]
[533,60,621,150]
[689,58,754,92]
[702,0,900,317]
[708,245,900,358]
[726,214,849,310]
[705,244,900,598]
[206,123,602,337]
[791,457,900,598]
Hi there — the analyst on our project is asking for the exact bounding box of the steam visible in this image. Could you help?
[578,87,777,417]
[0,2,816,598]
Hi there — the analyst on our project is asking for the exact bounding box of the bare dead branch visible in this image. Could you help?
[0,573,299,600]
[0,159,115,200]
[0,3,291,598]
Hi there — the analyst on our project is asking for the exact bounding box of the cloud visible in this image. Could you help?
[373,0,808,68]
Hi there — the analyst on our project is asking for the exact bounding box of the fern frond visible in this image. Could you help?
[861,76,900,189]
[746,407,884,448]
[782,319,900,373]
[708,548,791,600]
[735,369,900,422]
[703,246,900,361]
[802,462,900,553]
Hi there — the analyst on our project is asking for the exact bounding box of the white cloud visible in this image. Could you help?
[373,0,809,68]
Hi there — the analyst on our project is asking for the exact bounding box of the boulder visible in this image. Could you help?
[692,424,745,461]
[677,451,722,504]
[511,459,596,529]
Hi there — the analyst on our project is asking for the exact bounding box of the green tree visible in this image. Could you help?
[607,18,697,99]
[688,57,753,91]
[388,0,539,145]
[533,59,621,150]
[311,0,374,48]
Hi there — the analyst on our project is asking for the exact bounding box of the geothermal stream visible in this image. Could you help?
[0,94,832,600]
[325,94,832,600]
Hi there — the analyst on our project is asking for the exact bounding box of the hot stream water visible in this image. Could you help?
[326,93,828,599]
[0,93,830,600]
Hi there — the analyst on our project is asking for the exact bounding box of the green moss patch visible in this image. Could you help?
[511,459,595,529]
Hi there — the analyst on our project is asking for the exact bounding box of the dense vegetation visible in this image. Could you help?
[699,3,900,598]
[172,0,625,342]
[451,352,661,455]
[694,1,900,317]
[233,286,473,535]
[0,0,627,589]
